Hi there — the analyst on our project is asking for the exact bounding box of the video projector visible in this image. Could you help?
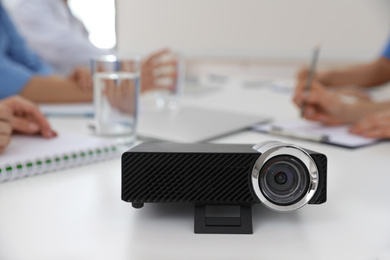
[122,141,327,234]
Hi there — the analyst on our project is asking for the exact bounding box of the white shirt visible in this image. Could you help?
[7,0,108,75]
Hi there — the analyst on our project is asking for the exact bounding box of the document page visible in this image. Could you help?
[253,120,379,148]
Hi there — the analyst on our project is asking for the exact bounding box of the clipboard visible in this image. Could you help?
[252,119,381,149]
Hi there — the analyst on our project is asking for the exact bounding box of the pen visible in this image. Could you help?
[301,45,321,118]
[270,126,328,143]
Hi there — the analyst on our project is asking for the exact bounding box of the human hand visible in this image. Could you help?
[331,86,371,102]
[141,48,178,93]
[295,67,336,87]
[349,110,390,138]
[293,68,319,106]
[294,68,370,103]
[295,81,367,125]
[68,67,93,91]
[0,105,12,154]
[0,96,57,138]
[102,79,136,115]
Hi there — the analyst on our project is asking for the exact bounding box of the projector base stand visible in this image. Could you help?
[194,205,253,234]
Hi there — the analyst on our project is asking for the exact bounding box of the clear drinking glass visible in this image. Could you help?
[91,55,140,138]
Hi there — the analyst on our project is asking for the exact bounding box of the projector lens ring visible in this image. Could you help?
[251,141,319,212]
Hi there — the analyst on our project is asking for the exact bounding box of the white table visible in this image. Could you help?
[1,69,390,260]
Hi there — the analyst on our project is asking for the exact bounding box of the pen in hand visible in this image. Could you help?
[301,45,321,118]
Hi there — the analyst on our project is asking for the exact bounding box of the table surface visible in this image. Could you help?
[1,63,390,260]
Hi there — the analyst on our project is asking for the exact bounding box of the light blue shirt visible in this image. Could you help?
[7,0,107,76]
[382,36,390,60]
[0,4,52,99]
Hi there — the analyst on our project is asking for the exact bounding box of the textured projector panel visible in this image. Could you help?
[309,153,327,204]
[122,153,261,204]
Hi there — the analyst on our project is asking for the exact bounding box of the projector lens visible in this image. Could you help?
[274,172,288,185]
[259,155,309,206]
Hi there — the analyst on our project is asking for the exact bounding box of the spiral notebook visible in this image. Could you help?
[0,133,131,183]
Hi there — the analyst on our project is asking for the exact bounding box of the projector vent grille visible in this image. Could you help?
[309,153,327,204]
[122,152,260,204]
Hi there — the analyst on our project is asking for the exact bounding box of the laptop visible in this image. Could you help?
[137,106,270,143]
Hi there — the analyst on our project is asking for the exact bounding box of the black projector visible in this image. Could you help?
[122,141,327,234]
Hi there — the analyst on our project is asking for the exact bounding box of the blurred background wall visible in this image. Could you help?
[116,0,390,61]
[3,0,389,62]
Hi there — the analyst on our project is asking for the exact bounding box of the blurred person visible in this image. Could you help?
[295,79,390,139]
[6,0,105,76]
[0,95,57,154]
[0,3,93,103]
[1,1,175,104]
[294,36,390,97]
[6,0,178,92]
[293,36,390,138]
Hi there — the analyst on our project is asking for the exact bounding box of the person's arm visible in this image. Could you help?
[293,57,390,110]
[350,109,390,138]
[19,76,92,103]
[1,4,53,75]
[317,57,390,88]
[0,57,92,103]
[310,36,390,88]
[296,80,390,125]
[300,83,390,138]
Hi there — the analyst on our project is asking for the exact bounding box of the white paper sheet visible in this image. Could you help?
[253,119,379,148]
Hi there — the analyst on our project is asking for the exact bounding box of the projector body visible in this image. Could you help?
[122,141,327,234]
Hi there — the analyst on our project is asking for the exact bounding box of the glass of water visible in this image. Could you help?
[91,55,140,138]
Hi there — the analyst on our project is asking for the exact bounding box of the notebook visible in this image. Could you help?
[0,133,131,183]
[137,106,271,143]
[252,119,380,149]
